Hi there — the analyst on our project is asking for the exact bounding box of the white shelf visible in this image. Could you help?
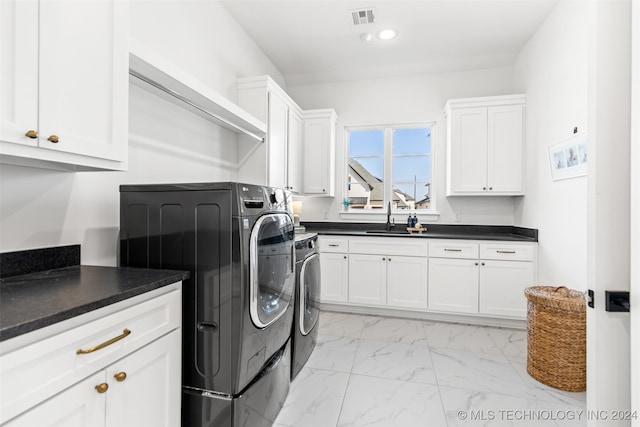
[129,39,266,142]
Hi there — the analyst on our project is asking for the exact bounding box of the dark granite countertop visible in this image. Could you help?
[0,245,189,342]
[301,222,538,242]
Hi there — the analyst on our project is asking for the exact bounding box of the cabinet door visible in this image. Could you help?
[348,254,386,306]
[287,109,303,193]
[0,0,38,147]
[320,252,349,303]
[448,107,488,194]
[106,331,181,427]
[303,112,336,196]
[428,258,479,313]
[479,260,534,318]
[4,372,106,427]
[487,105,524,194]
[37,0,128,161]
[267,91,289,189]
[386,256,428,309]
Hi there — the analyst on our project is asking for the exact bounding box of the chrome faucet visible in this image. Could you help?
[386,202,391,231]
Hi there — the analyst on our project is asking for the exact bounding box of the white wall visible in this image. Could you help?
[288,67,519,225]
[512,1,588,291]
[0,1,283,265]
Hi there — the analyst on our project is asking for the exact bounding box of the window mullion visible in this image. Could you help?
[384,127,393,209]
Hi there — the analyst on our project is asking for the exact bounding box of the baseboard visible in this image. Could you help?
[319,302,527,330]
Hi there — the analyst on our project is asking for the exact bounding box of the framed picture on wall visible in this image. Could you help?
[548,132,587,181]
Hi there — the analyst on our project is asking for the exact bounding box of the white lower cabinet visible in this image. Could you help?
[5,331,180,427]
[385,256,429,309]
[0,286,182,426]
[428,258,479,313]
[428,241,537,318]
[347,237,429,310]
[318,235,536,322]
[479,260,535,317]
[348,254,429,309]
[104,330,181,427]
[319,252,349,303]
[4,372,106,427]
[348,254,387,306]
[349,254,427,308]
[318,237,349,303]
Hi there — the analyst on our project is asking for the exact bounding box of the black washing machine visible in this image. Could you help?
[120,182,295,427]
[291,233,321,379]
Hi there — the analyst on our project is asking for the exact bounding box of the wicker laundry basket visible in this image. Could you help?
[524,286,586,392]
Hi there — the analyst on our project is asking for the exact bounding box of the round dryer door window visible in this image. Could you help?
[300,253,321,335]
[249,213,295,328]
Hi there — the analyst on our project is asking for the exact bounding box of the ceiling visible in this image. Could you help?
[220,0,558,86]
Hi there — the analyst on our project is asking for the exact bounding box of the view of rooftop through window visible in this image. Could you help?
[347,126,432,211]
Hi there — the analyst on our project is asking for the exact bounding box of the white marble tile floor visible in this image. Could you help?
[274,311,586,427]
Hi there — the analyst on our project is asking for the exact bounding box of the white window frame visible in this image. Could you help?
[342,122,438,220]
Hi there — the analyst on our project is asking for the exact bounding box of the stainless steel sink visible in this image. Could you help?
[365,229,411,235]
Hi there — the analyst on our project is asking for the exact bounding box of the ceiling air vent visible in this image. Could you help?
[350,8,375,26]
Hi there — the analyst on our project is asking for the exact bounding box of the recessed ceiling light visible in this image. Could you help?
[377,29,397,40]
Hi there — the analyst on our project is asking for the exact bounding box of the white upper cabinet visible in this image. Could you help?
[237,76,303,192]
[237,76,339,195]
[287,108,303,193]
[0,0,129,171]
[303,109,337,196]
[445,95,526,196]
[267,90,289,189]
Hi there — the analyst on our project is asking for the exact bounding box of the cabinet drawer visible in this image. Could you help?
[349,237,428,257]
[0,288,181,424]
[318,236,349,253]
[429,241,479,259]
[479,243,536,261]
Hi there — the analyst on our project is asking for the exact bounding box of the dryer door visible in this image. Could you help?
[250,213,295,328]
[300,253,321,335]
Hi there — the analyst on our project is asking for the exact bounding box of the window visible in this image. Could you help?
[346,124,433,211]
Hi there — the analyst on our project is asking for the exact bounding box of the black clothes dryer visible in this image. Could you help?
[291,233,321,379]
[120,182,295,427]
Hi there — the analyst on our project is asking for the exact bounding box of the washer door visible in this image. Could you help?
[250,213,295,328]
[299,253,321,336]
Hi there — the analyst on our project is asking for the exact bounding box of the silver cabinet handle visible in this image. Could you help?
[444,248,462,252]
[496,250,516,254]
